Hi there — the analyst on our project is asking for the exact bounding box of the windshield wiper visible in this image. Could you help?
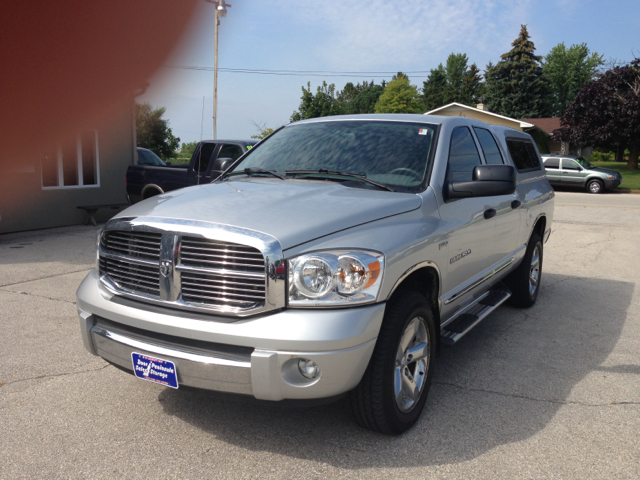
[285,169,395,192]
[223,168,285,180]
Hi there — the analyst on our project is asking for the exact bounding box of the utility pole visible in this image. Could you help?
[206,1,231,140]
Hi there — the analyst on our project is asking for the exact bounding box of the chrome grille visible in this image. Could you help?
[98,230,268,312]
[180,237,265,273]
[99,256,160,296]
[178,236,266,308]
[102,231,162,260]
[181,271,265,308]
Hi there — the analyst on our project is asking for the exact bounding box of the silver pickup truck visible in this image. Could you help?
[77,114,554,434]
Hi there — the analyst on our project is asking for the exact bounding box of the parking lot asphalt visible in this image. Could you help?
[1,191,639,479]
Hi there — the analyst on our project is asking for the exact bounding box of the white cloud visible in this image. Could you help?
[279,0,532,70]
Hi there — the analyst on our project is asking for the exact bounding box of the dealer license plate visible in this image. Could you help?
[131,352,178,389]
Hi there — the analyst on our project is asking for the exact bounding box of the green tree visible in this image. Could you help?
[542,42,604,116]
[422,64,447,110]
[444,53,469,103]
[290,81,341,121]
[422,55,485,110]
[250,120,275,139]
[135,102,180,160]
[350,82,385,114]
[374,76,423,114]
[484,25,552,118]
[180,141,198,156]
[461,63,485,105]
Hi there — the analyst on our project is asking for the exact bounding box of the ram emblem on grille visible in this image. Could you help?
[160,260,173,278]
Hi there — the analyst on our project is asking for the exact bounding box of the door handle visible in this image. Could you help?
[511,200,521,209]
[484,209,496,219]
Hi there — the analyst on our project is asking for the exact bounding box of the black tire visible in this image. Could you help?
[506,232,543,308]
[587,179,603,194]
[350,290,436,435]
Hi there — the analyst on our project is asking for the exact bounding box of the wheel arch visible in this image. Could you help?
[386,263,441,342]
[141,184,164,199]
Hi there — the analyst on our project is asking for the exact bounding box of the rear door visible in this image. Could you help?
[543,157,562,185]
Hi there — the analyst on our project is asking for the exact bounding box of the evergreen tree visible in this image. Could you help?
[374,76,423,114]
[422,64,447,111]
[461,63,485,105]
[422,54,485,111]
[484,25,552,118]
[444,53,469,104]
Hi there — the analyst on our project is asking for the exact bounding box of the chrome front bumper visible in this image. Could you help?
[77,270,384,401]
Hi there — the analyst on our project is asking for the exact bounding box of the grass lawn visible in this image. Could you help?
[592,162,640,191]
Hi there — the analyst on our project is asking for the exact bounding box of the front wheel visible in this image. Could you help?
[587,179,603,194]
[350,290,436,435]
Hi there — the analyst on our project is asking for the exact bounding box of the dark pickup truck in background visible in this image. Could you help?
[127,140,256,203]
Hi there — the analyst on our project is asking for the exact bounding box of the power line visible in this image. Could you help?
[167,65,433,78]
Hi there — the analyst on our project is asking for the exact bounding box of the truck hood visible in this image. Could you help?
[115,178,422,249]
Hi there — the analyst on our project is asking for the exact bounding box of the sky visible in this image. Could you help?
[139,0,640,145]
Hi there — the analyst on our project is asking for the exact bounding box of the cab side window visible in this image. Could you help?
[473,127,504,165]
[506,139,541,172]
[544,158,560,169]
[448,127,482,182]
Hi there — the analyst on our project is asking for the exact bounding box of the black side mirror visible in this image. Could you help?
[211,157,234,175]
[447,164,516,199]
[165,161,172,166]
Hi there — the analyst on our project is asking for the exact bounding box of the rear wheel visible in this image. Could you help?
[350,290,436,435]
[507,232,543,308]
[587,179,603,194]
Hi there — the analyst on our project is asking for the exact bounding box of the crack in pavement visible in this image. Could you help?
[0,287,77,305]
[434,380,640,407]
[1,364,110,387]
[0,268,92,288]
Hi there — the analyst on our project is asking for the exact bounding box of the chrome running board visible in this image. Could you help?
[440,283,512,345]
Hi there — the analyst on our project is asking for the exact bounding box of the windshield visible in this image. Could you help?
[230,120,437,190]
[575,156,595,169]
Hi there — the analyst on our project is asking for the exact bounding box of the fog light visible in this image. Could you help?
[298,359,320,379]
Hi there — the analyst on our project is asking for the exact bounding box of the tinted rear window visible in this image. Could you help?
[544,158,560,169]
[506,139,541,172]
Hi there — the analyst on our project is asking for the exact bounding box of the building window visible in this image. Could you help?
[41,130,99,189]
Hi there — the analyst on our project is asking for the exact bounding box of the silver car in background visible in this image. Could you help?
[542,154,622,193]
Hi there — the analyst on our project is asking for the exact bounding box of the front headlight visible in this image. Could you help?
[288,250,384,307]
[607,175,615,179]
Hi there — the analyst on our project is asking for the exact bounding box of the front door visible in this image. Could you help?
[438,126,497,307]
[560,158,585,186]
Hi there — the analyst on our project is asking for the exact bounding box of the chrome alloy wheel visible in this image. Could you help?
[394,316,430,413]
[529,245,540,296]
[589,181,601,193]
